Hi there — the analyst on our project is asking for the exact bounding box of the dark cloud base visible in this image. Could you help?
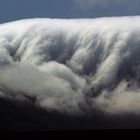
[0,97,140,131]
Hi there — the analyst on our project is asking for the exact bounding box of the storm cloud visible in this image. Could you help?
[0,16,140,115]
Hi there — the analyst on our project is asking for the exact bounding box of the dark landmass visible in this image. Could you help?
[0,97,140,131]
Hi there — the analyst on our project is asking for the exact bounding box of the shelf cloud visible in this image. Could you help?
[0,17,140,115]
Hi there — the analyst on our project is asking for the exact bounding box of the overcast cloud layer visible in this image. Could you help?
[73,0,140,10]
[1,17,140,115]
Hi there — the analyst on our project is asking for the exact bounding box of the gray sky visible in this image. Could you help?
[0,0,140,23]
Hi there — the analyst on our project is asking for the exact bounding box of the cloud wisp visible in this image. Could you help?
[73,0,140,11]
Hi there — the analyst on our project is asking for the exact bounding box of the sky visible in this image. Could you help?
[0,0,140,23]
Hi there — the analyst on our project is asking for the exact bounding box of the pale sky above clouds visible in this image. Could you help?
[73,0,140,10]
[0,0,140,23]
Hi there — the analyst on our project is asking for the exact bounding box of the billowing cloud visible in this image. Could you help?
[1,17,140,115]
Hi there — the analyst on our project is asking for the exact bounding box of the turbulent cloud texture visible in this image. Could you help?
[1,16,140,115]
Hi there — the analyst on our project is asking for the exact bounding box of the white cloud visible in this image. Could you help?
[1,17,140,115]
